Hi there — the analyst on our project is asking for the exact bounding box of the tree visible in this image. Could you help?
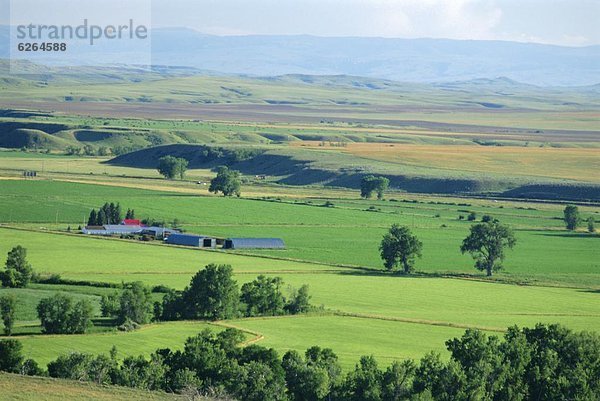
[382,360,416,401]
[563,205,580,230]
[379,225,423,273]
[588,216,595,233]
[241,275,286,317]
[1,245,34,288]
[285,285,312,315]
[97,208,107,226]
[125,209,136,220]
[157,156,188,180]
[233,361,289,401]
[0,295,17,335]
[342,355,383,401]
[37,293,93,334]
[83,144,95,156]
[182,264,240,320]
[209,166,242,197]
[88,209,98,226]
[100,293,120,317]
[283,350,331,401]
[361,176,390,200]
[118,282,153,324]
[0,339,23,373]
[460,220,516,277]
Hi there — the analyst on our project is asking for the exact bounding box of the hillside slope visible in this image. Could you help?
[107,144,600,201]
[0,373,183,401]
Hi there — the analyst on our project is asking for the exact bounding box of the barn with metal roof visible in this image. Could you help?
[82,225,143,236]
[223,238,285,249]
[165,233,216,248]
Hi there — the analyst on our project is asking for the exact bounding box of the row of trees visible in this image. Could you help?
[380,219,516,277]
[37,294,94,334]
[98,265,313,327]
[1,323,598,400]
[158,264,312,322]
[65,145,111,157]
[87,202,124,226]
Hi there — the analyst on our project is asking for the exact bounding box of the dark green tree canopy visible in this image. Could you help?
[182,264,240,320]
[460,220,516,277]
[157,155,189,180]
[241,275,286,317]
[37,294,93,334]
[88,202,123,226]
[209,166,242,197]
[118,282,153,325]
[379,224,423,273]
[0,339,23,373]
[1,245,34,288]
[563,205,580,230]
[0,295,16,336]
[361,175,390,200]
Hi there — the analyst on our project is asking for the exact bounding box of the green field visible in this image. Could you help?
[12,321,227,367]
[0,90,598,383]
[1,218,598,369]
[1,179,598,287]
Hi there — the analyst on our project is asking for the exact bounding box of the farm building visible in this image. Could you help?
[165,233,217,248]
[122,219,142,226]
[223,238,285,249]
[141,227,180,240]
[82,225,143,236]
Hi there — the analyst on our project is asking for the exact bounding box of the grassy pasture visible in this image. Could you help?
[0,179,598,286]
[0,373,182,401]
[8,321,222,367]
[0,177,598,371]
[0,227,598,369]
[227,315,469,369]
[0,287,102,322]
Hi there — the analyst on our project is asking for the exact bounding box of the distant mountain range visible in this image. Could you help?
[1,26,599,86]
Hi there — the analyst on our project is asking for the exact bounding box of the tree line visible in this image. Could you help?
[1,322,598,401]
[102,264,313,323]
[87,202,128,226]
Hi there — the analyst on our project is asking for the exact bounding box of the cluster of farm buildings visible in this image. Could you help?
[82,219,285,250]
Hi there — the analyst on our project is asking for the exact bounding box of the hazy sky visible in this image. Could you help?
[2,0,599,46]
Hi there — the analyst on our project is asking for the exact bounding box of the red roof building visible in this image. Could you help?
[122,219,142,226]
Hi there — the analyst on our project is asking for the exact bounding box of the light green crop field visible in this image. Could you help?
[1,180,598,287]
[0,175,598,372]
[0,373,182,401]
[228,315,469,369]
[0,225,598,369]
[10,321,223,367]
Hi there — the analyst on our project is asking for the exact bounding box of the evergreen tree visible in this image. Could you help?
[87,209,97,226]
[97,209,107,226]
